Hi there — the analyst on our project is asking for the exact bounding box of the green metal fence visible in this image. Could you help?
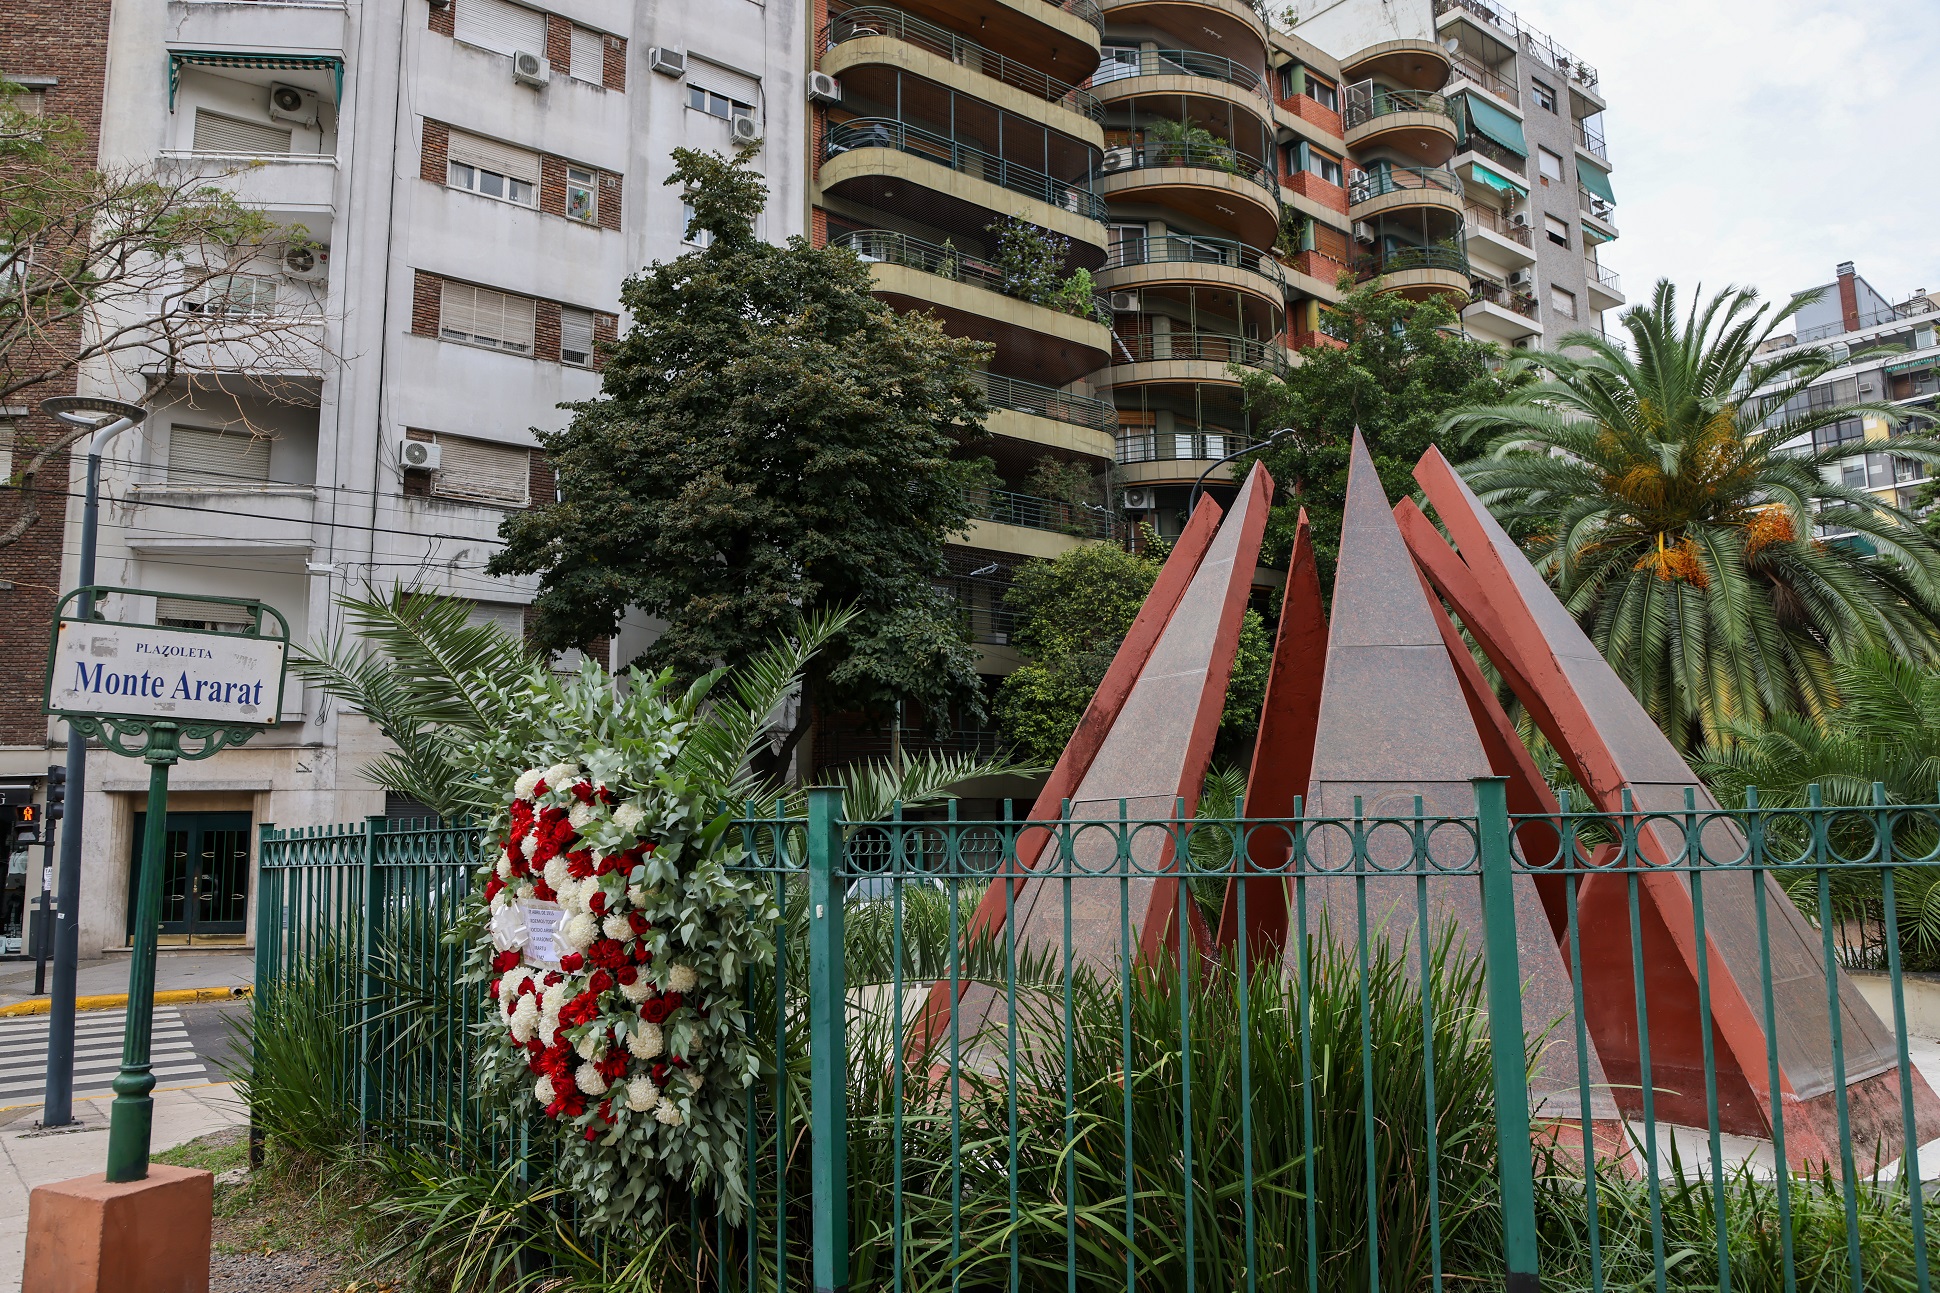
[257,782,1940,1290]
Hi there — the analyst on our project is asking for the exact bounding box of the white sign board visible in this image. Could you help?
[520,900,564,969]
[48,620,286,726]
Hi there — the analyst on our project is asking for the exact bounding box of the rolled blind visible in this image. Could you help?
[435,436,530,504]
[155,596,255,628]
[560,308,595,365]
[440,281,536,351]
[167,426,272,486]
[447,129,540,184]
[570,26,604,82]
[690,58,759,109]
[454,0,547,56]
[192,110,293,155]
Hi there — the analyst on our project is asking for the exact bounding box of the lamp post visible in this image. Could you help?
[38,395,147,1128]
[1187,425,1297,517]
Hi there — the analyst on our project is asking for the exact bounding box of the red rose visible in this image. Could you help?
[532,878,557,902]
[597,1098,614,1123]
[531,778,548,798]
[662,992,684,1011]
[569,781,595,805]
[597,1051,628,1080]
[565,850,595,880]
[616,966,637,986]
[559,953,584,973]
[589,969,614,993]
[598,785,617,806]
[491,950,521,973]
[650,1062,669,1084]
[632,945,650,964]
[641,997,672,1024]
[627,912,649,936]
[583,1126,599,1142]
[588,890,607,916]
[544,971,564,987]
[484,875,504,902]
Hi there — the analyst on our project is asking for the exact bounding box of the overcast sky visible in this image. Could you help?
[1521,0,1940,310]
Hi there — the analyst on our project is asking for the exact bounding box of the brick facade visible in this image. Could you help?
[810,206,828,248]
[1279,93,1343,139]
[410,268,443,338]
[430,119,620,229]
[601,34,626,92]
[544,13,573,70]
[411,269,616,367]
[419,117,449,184]
[1283,170,1348,214]
[538,153,567,216]
[0,0,114,748]
[534,299,563,363]
[427,0,454,37]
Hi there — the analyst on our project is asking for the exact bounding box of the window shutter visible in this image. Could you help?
[560,308,595,365]
[155,596,255,629]
[447,130,541,184]
[440,280,479,338]
[0,421,14,480]
[435,436,531,504]
[192,110,293,155]
[166,426,272,486]
[690,58,760,110]
[453,0,548,56]
[441,281,534,350]
[570,26,604,82]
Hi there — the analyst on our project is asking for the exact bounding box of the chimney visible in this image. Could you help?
[1836,261,1861,334]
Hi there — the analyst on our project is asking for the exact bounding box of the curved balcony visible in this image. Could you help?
[1088,48,1271,123]
[1098,232,1284,306]
[969,486,1124,541]
[1352,244,1471,300]
[1099,0,1267,54]
[1341,84,1459,166]
[1117,427,1253,484]
[1347,165,1464,221]
[1338,39,1452,92]
[972,370,1118,458]
[821,118,1109,249]
[836,229,1113,323]
[1094,140,1280,247]
[1099,331,1289,387]
[821,8,1104,129]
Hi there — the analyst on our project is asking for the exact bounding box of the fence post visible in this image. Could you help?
[250,823,275,1170]
[359,814,385,1139]
[1473,776,1540,1293]
[806,786,849,1293]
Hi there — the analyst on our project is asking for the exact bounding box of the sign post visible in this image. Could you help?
[42,587,288,1182]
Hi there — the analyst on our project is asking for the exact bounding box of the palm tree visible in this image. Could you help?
[1441,281,1940,754]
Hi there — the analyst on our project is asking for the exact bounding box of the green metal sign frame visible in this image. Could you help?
[42,586,289,1183]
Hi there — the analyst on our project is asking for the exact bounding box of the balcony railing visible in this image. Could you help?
[1353,244,1471,281]
[1049,0,1105,33]
[824,118,1110,222]
[1464,202,1531,246]
[1584,259,1620,294]
[1098,139,1275,194]
[969,486,1124,540]
[821,8,1104,122]
[1348,165,1463,204]
[1430,0,1599,92]
[835,229,1112,323]
[1576,187,1617,226]
[1089,48,1270,101]
[1341,82,1454,132]
[1110,330,1289,374]
[1574,119,1608,160]
[1444,51,1517,107]
[1454,134,1527,176]
[1117,429,1254,464]
[972,370,1119,434]
[1102,232,1285,290]
[1469,277,1538,318]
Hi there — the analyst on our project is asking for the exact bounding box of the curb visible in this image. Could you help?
[0,985,252,1018]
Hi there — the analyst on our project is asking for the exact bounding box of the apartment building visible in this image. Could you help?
[1760,262,1940,529]
[25,0,804,956]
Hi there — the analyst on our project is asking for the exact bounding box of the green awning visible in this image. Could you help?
[1577,158,1616,204]
[1582,222,1615,244]
[168,51,344,108]
[1887,355,1937,375]
[1468,160,1527,195]
[1460,93,1527,158]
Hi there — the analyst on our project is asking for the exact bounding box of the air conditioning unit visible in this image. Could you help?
[1100,146,1134,172]
[1859,381,1877,394]
[1351,221,1375,244]
[399,437,441,471]
[1509,211,1531,229]
[648,47,687,77]
[1121,488,1156,511]
[513,51,551,87]
[267,83,320,127]
[282,243,328,281]
[731,115,762,144]
[1507,268,1534,289]
[807,71,842,104]
[1109,291,1141,312]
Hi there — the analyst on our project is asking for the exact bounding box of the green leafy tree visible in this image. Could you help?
[995,535,1271,765]
[1444,281,1940,754]
[489,147,993,774]
[1236,280,1526,587]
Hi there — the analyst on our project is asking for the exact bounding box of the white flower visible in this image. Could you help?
[509,996,539,1043]
[683,1069,704,1093]
[551,877,584,914]
[534,1074,556,1105]
[626,884,647,908]
[602,914,632,943]
[498,970,529,1005]
[575,1062,608,1096]
[520,834,539,861]
[495,855,513,881]
[543,762,579,790]
[560,913,598,953]
[626,1020,663,1060]
[542,853,570,896]
[568,802,597,831]
[624,1077,660,1112]
[612,803,647,834]
[620,975,654,1004]
[541,978,570,1015]
[666,964,699,994]
[575,1028,605,1061]
[514,768,546,799]
[652,1098,684,1126]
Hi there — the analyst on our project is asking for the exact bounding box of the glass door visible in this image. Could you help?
[127,810,251,940]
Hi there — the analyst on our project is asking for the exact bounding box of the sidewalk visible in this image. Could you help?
[0,950,252,1011]
[0,1083,247,1293]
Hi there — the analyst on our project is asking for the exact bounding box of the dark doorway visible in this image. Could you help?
[127,811,251,942]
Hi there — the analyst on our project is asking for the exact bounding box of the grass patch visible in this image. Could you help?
[152,1126,248,1175]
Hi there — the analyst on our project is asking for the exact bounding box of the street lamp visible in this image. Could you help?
[1187,425,1298,517]
[38,395,146,1128]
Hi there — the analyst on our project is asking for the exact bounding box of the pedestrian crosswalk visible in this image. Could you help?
[0,1007,209,1107]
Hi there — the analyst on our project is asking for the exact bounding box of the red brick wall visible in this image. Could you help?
[0,0,113,747]
[428,0,454,37]
[538,154,567,217]
[811,206,828,248]
[591,312,617,371]
[597,171,621,230]
[544,14,572,69]
[528,450,557,506]
[534,299,563,363]
[1283,171,1348,214]
[1279,94,1343,140]
[420,118,449,184]
[411,269,443,337]
[602,34,626,91]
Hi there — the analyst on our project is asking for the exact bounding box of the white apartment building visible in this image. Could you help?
[52,0,806,955]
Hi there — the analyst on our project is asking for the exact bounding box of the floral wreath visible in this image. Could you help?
[472,744,776,1226]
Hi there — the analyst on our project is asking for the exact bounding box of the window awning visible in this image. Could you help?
[1577,158,1616,203]
[1887,354,1937,375]
[1459,93,1527,157]
[1467,159,1527,195]
[168,51,344,109]
[1582,222,1615,244]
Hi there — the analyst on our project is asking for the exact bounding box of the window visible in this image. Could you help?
[560,307,595,367]
[1531,78,1557,112]
[440,281,537,353]
[1305,76,1338,112]
[1543,214,1570,248]
[1096,47,1141,84]
[1815,418,1864,450]
[1549,285,1577,319]
[1292,141,1341,185]
[1537,147,1563,182]
[565,166,597,222]
[447,130,539,206]
[166,426,272,487]
[686,83,753,122]
[0,419,14,481]
[15,91,43,118]
[155,597,256,633]
[432,434,531,504]
[188,273,279,316]
[1277,63,1336,109]
[569,25,605,83]
[453,0,547,57]
[1109,224,1146,266]
[681,200,712,247]
[192,110,292,155]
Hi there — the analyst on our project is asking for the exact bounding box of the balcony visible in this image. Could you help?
[969,486,1124,540]
[1106,330,1289,377]
[1088,48,1271,119]
[1575,119,1608,161]
[1099,231,1284,303]
[820,7,1104,126]
[821,117,1109,234]
[1430,0,1599,96]
[836,229,1112,323]
[973,371,1116,433]
[1454,134,1527,179]
[1094,138,1279,246]
[1445,51,1517,108]
[1337,40,1453,94]
[1353,244,1471,300]
[1464,277,1540,341]
[1117,428,1252,464]
[1462,202,1534,270]
[1341,82,1459,166]
[1348,165,1464,220]
[1577,186,1618,235]
[1584,258,1623,310]
[1097,0,1268,51]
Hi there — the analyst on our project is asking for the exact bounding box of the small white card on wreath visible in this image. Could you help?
[519,899,564,969]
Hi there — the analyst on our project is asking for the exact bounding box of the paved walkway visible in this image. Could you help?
[0,950,252,1010]
[0,1082,247,1292]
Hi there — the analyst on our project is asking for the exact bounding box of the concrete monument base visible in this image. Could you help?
[22,1164,213,1293]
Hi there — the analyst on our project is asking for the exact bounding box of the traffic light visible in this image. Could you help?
[8,804,40,847]
[45,765,64,823]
